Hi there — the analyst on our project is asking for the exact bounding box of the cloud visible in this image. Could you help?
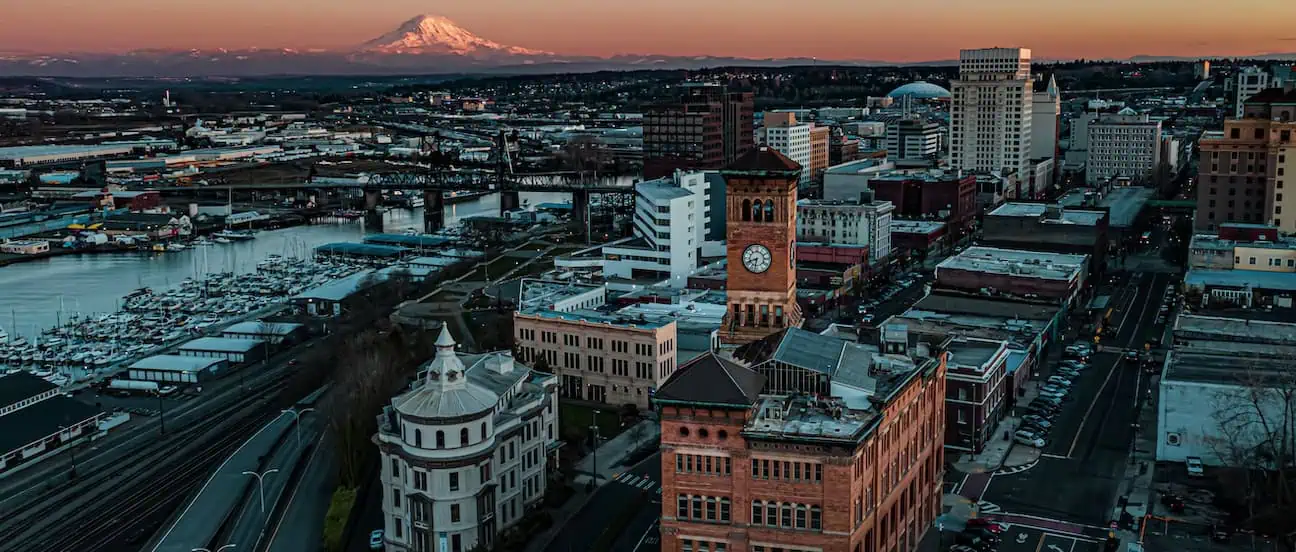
[1279,37,1296,42]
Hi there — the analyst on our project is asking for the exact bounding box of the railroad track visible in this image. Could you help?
[0,369,298,552]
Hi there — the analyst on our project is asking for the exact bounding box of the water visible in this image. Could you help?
[0,192,570,340]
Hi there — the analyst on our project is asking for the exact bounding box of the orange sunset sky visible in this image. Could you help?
[4,0,1295,61]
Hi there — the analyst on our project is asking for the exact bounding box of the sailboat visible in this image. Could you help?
[213,188,257,240]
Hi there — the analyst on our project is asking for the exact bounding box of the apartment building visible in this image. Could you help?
[1086,109,1162,186]
[810,125,831,190]
[656,327,948,552]
[375,328,559,552]
[604,172,719,286]
[943,338,1011,453]
[1195,87,1296,230]
[763,112,815,192]
[796,197,894,264]
[949,47,1034,179]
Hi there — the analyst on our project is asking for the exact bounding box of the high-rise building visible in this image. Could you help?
[1232,67,1271,119]
[1086,109,1163,185]
[376,327,559,552]
[603,171,721,285]
[810,125,831,190]
[655,327,948,552]
[1195,87,1296,231]
[720,147,804,345]
[885,117,943,162]
[1195,60,1211,80]
[762,112,815,192]
[1030,74,1060,162]
[949,47,1034,179]
[829,127,862,166]
[643,84,754,179]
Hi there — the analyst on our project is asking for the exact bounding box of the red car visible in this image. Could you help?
[966,518,1007,533]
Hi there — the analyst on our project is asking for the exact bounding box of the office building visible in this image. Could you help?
[1195,61,1211,80]
[375,327,559,552]
[1195,87,1296,231]
[1233,67,1271,119]
[934,246,1090,306]
[763,112,815,192]
[868,170,979,236]
[810,125,831,189]
[656,326,948,552]
[1086,109,1162,186]
[983,202,1110,273]
[643,84,755,179]
[885,117,943,162]
[823,158,899,202]
[797,197,894,264]
[1030,74,1060,162]
[829,127,862,166]
[605,171,720,286]
[949,47,1034,179]
[720,147,804,345]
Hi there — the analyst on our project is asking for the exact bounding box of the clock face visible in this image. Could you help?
[742,244,773,274]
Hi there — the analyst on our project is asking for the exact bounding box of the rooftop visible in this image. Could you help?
[653,353,765,408]
[363,233,452,248]
[0,144,136,160]
[723,146,802,175]
[222,321,305,336]
[742,394,879,444]
[825,158,892,175]
[178,336,266,353]
[1189,233,1296,253]
[0,396,102,455]
[1164,312,1296,386]
[293,270,387,302]
[1057,186,1154,228]
[889,219,946,235]
[988,202,1106,226]
[0,372,57,411]
[868,169,965,183]
[637,179,695,202]
[314,242,409,258]
[1184,268,1296,292]
[128,354,227,373]
[937,246,1088,281]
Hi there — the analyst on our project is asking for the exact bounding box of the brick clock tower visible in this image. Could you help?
[720,146,803,345]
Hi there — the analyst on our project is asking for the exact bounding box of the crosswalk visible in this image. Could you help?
[974,500,1003,514]
[614,472,662,494]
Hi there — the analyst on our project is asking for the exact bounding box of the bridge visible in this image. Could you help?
[159,169,638,233]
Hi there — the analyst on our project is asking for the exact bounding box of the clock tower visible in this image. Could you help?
[720,146,803,345]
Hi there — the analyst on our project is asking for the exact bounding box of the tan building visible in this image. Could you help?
[511,280,724,408]
[1196,87,1296,231]
[810,125,830,190]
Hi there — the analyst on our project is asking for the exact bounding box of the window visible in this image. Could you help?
[678,495,689,518]
[413,471,428,491]
[811,506,822,530]
[752,501,763,525]
[390,458,400,479]
[436,431,446,448]
[414,429,423,448]
[392,488,402,508]
[481,422,488,440]
[460,428,469,446]
[450,504,461,522]
[450,472,460,491]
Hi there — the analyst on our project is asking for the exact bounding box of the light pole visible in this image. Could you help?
[281,407,316,447]
[192,546,237,552]
[153,390,167,435]
[590,409,602,483]
[242,469,280,516]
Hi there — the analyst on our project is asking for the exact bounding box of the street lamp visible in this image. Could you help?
[281,407,316,447]
[192,546,237,552]
[242,469,280,516]
[589,409,602,483]
[58,424,78,479]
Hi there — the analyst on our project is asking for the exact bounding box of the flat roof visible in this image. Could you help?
[637,179,694,202]
[1184,269,1296,292]
[744,394,877,443]
[221,321,305,336]
[988,202,1106,226]
[294,270,386,302]
[1057,186,1153,228]
[1189,233,1296,253]
[0,144,136,160]
[825,158,891,174]
[178,337,266,353]
[314,242,409,258]
[407,256,461,268]
[947,339,1004,369]
[867,169,963,183]
[0,396,102,455]
[363,233,452,248]
[889,219,946,234]
[129,354,227,373]
[937,246,1087,281]
[0,372,57,410]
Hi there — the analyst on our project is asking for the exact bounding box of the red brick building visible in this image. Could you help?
[644,84,755,179]
[868,173,977,234]
[655,330,948,552]
[933,246,1089,306]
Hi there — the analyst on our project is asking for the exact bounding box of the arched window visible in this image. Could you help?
[742,199,753,221]
[435,430,446,448]
[763,200,775,222]
[480,422,488,440]
[414,429,423,448]
[460,428,470,446]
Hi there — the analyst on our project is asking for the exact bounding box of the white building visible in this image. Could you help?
[763,112,815,191]
[377,327,559,552]
[1086,109,1162,185]
[1030,74,1060,161]
[950,47,1034,179]
[885,117,942,162]
[1157,314,1296,468]
[796,198,894,263]
[822,158,897,202]
[1233,66,1271,119]
[603,171,719,288]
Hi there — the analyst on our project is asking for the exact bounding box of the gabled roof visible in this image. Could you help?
[723,146,802,175]
[0,372,57,411]
[735,327,848,375]
[653,352,764,408]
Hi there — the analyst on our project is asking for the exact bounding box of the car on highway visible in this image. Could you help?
[370,530,384,549]
[1187,457,1206,477]
[1125,350,1141,361]
[860,314,875,323]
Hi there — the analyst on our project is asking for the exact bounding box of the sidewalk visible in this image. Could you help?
[953,380,1045,475]
[526,418,661,552]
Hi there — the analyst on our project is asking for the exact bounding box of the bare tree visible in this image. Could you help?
[325,327,420,488]
[1202,360,1296,535]
[559,135,607,177]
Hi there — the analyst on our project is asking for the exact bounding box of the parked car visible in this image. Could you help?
[1032,394,1064,406]
[1186,457,1205,477]
[1057,368,1082,378]
[1060,360,1089,369]
[1014,434,1046,448]
[1039,386,1068,398]
[370,529,385,549]
[1160,493,1186,513]
[955,531,999,551]
[1022,415,1052,428]
[965,518,1007,533]
[1047,376,1073,387]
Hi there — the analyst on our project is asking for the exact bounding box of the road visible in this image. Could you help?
[981,271,1168,526]
[266,430,337,552]
[544,452,661,552]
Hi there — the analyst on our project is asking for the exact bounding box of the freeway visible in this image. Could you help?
[545,452,661,552]
[981,271,1168,526]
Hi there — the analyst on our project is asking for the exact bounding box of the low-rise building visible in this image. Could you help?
[889,219,948,260]
[982,202,1110,273]
[655,325,947,552]
[943,338,1011,453]
[127,355,229,384]
[796,196,893,264]
[868,170,978,236]
[0,240,50,255]
[220,321,307,345]
[933,246,1089,307]
[1185,224,1296,309]
[0,372,104,472]
[375,327,559,552]
[177,336,267,364]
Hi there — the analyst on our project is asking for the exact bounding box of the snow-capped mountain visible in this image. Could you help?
[359,15,550,56]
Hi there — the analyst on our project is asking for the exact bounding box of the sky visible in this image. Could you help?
[4,0,1295,61]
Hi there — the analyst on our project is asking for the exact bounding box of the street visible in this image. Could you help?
[980,271,1168,526]
[544,452,661,552]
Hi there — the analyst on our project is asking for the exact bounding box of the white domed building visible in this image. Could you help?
[376,327,559,552]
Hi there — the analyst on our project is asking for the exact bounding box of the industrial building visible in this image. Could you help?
[177,337,267,364]
[127,355,230,384]
[291,270,389,317]
[221,321,307,345]
[0,372,104,472]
